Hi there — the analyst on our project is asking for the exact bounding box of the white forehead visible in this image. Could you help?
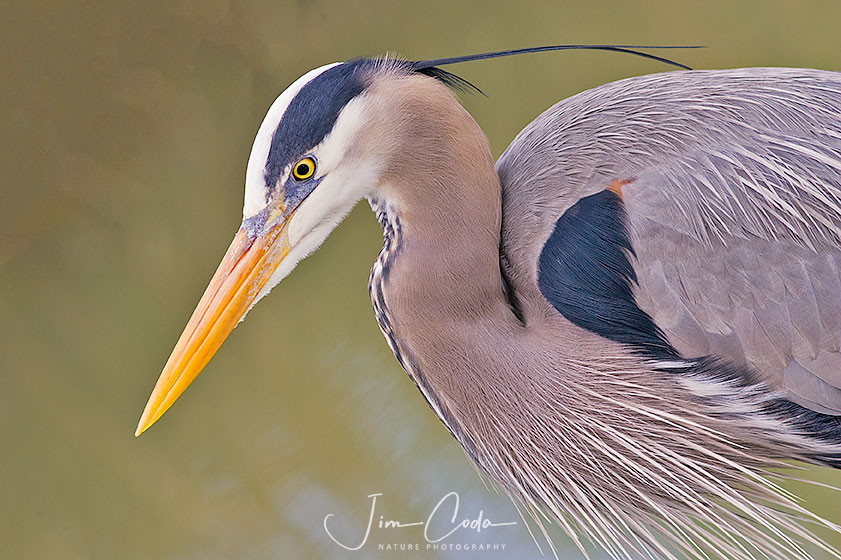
[243,62,341,219]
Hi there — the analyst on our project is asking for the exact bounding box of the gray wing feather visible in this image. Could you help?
[616,71,841,414]
[497,67,841,415]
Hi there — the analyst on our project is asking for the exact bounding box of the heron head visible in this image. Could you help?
[239,60,387,305]
[135,58,449,435]
[136,47,691,435]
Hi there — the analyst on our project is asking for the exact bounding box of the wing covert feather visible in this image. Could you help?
[623,126,841,414]
[496,67,841,415]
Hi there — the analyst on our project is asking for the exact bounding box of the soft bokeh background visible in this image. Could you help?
[3,1,841,558]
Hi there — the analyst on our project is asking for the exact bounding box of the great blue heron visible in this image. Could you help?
[136,45,841,560]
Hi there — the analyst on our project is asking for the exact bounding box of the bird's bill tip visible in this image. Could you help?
[135,219,290,437]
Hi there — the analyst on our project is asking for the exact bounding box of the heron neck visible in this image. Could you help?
[363,75,528,450]
[391,197,507,314]
[374,146,513,327]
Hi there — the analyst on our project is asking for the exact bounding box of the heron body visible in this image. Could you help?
[137,53,841,560]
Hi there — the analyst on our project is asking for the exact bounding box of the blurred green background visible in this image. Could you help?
[3,1,841,558]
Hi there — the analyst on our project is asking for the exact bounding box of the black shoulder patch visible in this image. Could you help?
[538,190,676,357]
[264,59,373,189]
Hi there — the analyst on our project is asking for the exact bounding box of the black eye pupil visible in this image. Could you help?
[296,163,310,176]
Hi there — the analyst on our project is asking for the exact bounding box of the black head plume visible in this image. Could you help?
[410,44,701,94]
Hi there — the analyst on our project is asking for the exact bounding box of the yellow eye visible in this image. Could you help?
[292,157,316,180]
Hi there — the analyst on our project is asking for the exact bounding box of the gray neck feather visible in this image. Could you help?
[362,74,522,460]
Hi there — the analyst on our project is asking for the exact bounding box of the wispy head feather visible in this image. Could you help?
[408,44,701,94]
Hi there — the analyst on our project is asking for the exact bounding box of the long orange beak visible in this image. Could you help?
[135,215,291,436]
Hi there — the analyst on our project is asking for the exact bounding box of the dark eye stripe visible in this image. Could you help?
[264,60,372,190]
